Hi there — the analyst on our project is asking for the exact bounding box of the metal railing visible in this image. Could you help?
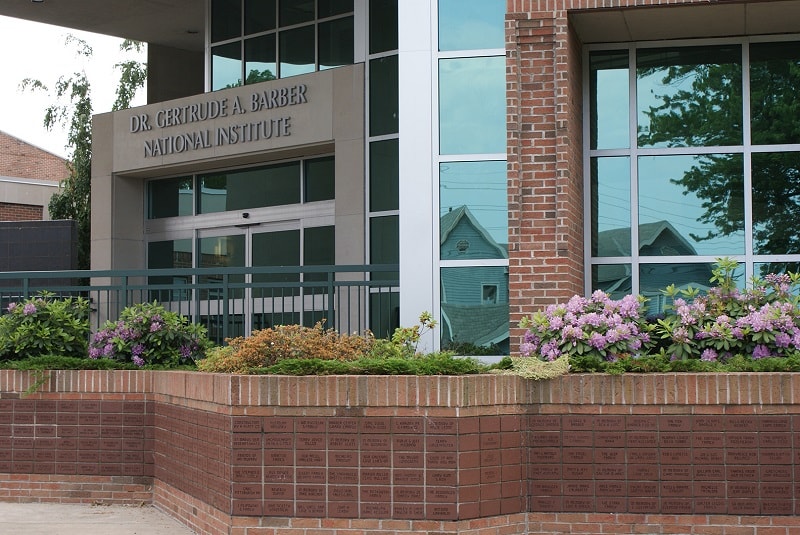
[0,265,400,343]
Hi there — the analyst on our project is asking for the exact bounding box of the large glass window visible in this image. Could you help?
[369,55,399,136]
[439,56,506,155]
[209,0,354,90]
[369,139,398,212]
[199,162,301,213]
[147,177,193,219]
[588,39,800,308]
[439,161,507,260]
[438,0,505,52]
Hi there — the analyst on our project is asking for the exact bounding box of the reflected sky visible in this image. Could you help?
[438,0,505,51]
[439,56,506,155]
[440,161,507,246]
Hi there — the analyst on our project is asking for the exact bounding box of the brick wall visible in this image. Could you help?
[3,371,800,534]
[0,203,43,221]
[0,131,67,182]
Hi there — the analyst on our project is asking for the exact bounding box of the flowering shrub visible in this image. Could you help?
[655,258,800,361]
[89,302,212,367]
[519,258,800,369]
[0,292,90,359]
[519,291,652,361]
[198,322,373,374]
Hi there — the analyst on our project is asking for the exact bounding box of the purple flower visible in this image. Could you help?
[774,332,791,348]
[103,343,114,357]
[131,343,145,357]
[752,344,771,359]
[520,342,535,357]
[6,302,17,313]
[588,332,607,350]
[88,347,102,359]
[132,356,145,367]
[701,348,718,362]
[23,303,36,316]
[149,321,162,332]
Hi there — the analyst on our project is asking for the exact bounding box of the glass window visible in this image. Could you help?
[637,45,742,148]
[755,262,800,280]
[147,177,193,219]
[370,215,398,280]
[252,229,301,294]
[439,56,506,155]
[590,51,629,150]
[147,239,193,302]
[304,156,335,202]
[211,0,241,42]
[370,291,399,339]
[279,0,314,26]
[750,41,800,146]
[639,262,742,314]
[245,35,277,84]
[319,0,354,18]
[369,139,398,212]
[198,234,246,299]
[591,157,631,257]
[245,0,276,34]
[440,266,509,354]
[638,154,744,257]
[279,26,316,77]
[369,55,399,136]
[369,0,397,54]
[199,162,301,214]
[591,264,632,300]
[319,16,354,70]
[752,151,800,255]
[439,161,507,260]
[212,42,243,90]
[438,0,505,52]
[304,225,335,281]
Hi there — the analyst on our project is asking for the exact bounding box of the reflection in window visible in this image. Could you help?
[639,262,739,315]
[211,0,241,42]
[439,56,506,155]
[280,26,316,77]
[245,35,277,85]
[438,0,505,52]
[440,266,509,354]
[751,41,800,145]
[638,154,744,256]
[369,55,399,136]
[637,45,742,148]
[591,264,632,301]
[752,151,800,255]
[439,161,507,259]
[319,17,354,70]
[198,235,246,299]
[252,230,301,294]
[303,225,335,282]
[199,162,301,214]
[591,157,630,257]
[590,50,629,150]
[212,42,242,89]
[147,177,193,219]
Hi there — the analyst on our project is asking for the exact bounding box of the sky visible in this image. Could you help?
[0,15,147,158]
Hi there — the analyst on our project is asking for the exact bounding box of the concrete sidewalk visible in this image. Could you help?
[0,502,196,535]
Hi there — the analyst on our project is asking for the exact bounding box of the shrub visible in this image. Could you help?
[519,291,652,362]
[654,258,800,361]
[0,292,90,360]
[198,322,373,374]
[88,302,212,367]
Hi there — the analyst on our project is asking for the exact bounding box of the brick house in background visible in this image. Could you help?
[0,129,65,221]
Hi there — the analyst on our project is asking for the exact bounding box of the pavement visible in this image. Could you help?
[0,502,196,535]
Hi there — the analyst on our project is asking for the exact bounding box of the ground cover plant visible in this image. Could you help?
[517,258,800,374]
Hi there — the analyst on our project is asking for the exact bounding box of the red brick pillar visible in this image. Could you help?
[507,3,585,353]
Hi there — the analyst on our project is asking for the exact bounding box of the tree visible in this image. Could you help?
[637,44,800,270]
[20,36,146,270]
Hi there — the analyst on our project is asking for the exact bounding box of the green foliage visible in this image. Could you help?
[6,355,139,371]
[21,36,146,269]
[568,351,800,374]
[255,352,491,376]
[89,302,212,368]
[0,292,90,360]
[442,340,505,356]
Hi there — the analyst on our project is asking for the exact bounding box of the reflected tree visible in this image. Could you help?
[638,45,800,257]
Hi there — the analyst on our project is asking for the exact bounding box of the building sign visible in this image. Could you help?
[128,84,308,158]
